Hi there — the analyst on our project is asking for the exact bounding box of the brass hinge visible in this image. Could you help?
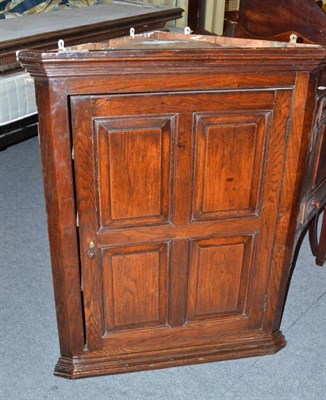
[76,212,79,227]
[71,145,74,160]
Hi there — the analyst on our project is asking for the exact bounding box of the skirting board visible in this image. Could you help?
[54,331,286,379]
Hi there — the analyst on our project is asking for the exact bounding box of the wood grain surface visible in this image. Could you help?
[17,34,326,378]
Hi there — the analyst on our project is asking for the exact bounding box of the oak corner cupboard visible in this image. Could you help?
[17,32,326,379]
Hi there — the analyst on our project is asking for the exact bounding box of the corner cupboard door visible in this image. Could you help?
[71,89,292,354]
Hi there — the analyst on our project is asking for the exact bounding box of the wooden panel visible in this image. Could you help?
[89,91,275,227]
[52,74,296,96]
[95,116,175,228]
[71,90,288,353]
[102,242,169,333]
[32,80,86,357]
[247,89,292,330]
[95,217,260,247]
[91,91,275,116]
[187,235,254,321]
[192,112,269,220]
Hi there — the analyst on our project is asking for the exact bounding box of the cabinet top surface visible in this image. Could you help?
[17,32,326,77]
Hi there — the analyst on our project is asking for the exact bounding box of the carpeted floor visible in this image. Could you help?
[1,137,325,400]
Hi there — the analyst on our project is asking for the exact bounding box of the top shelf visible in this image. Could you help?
[17,30,326,79]
[68,31,322,51]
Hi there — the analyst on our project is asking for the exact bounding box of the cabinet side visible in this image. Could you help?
[34,78,85,357]
[263,72,319,332]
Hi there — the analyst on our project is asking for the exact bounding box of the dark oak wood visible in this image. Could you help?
[18,32,326,379]
[224,0,326,45]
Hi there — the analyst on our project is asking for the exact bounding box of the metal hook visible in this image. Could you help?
[289,34,298,44]
[184,27,192,35]
[58,39,65,51]
[130,27,135,38]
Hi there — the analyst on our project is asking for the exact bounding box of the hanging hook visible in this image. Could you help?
[289,34,298,44]
[58,39,65,51]
[184,27,192,35]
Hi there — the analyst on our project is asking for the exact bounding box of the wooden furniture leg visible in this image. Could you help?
[309,209,326,266]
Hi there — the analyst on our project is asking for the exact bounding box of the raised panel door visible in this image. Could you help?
[192,112,269,220]
[71,89,292,354]
[186,235,254,321]
[95,116,175,228]
[102,242,169,333]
